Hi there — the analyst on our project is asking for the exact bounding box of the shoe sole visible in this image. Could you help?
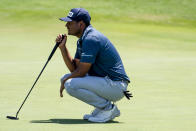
[111,110,120,120]
[83,110,101,120]
[88,110,120,123]
[83,115,92,120]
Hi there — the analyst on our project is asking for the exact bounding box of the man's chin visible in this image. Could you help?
[68,31,74,35]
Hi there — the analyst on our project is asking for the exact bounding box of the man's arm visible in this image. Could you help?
[59,46,76,72]
[74,58,80,67]
[56,34,76,72]
[60,62,91,97]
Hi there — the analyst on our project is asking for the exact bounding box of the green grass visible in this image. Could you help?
[0,0,196,131]
[0,0,196,26]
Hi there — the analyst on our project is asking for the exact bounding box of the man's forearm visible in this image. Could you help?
[62,62,91,84]
[63,68,85,83]
[60,46,76,72]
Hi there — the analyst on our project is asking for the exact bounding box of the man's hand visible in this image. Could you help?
[60,78,68,97]
[56,34,67,49]
[60,82,65,97]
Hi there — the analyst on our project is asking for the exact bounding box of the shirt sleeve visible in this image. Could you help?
[74,48,80,59]
[80,36,100,64]
[74,42,82,59]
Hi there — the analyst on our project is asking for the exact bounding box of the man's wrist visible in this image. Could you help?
[59,46,66,50]
[63,78,68,83]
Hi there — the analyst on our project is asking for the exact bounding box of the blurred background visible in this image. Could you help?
[0,0,196,131]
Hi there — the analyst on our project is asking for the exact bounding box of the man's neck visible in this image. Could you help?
[76,25,87,38]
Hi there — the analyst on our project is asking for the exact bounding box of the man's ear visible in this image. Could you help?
[80,22,83,28]
[79,21,85,28]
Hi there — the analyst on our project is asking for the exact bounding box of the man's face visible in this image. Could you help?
[66,21,81,36]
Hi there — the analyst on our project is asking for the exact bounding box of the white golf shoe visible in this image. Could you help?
[88,105,120,123]
[83,108,101,120]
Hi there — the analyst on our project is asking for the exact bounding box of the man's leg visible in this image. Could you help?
[60,74,127,122]
[61,74,112,109]
[64,75,126,108]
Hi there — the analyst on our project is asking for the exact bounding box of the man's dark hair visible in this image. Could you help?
[76,19,90,27]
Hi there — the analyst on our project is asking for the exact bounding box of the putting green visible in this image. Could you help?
[1,21,196,131]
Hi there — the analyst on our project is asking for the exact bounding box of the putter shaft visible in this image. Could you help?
[8,36,64,119]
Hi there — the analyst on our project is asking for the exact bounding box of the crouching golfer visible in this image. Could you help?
[56,8,131,123]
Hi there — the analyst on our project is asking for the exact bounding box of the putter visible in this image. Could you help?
[7,35,64,120]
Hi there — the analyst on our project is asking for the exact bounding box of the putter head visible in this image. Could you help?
[6,116,19,120]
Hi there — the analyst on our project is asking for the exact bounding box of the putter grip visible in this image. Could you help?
[48,35,65,61]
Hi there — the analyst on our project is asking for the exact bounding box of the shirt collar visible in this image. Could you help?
[77,25,92,46]
[80,25,93,41]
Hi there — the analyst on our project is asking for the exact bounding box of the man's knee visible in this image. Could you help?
[60,73,71,83]
[64,78,76,95]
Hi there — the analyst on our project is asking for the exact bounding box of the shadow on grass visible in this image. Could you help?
[30,118,121,124]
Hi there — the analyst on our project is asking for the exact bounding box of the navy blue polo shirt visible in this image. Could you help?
[74,25,130,83]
